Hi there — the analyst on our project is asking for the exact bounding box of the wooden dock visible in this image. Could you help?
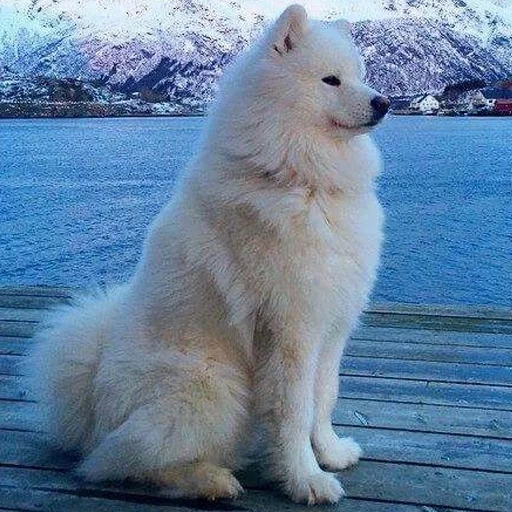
[1,286,511,512]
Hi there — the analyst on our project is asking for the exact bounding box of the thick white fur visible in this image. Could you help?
[30,5,384,505]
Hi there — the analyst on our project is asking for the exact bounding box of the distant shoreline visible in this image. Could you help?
[0,101,205,120]
[1,100,511,121]
[0,112,206,120]
[392,112,512,118]
[2,99,511,120]
[2,112,511,121]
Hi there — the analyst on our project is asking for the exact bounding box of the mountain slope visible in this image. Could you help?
[354,17,512,97]
[1,0,511,106]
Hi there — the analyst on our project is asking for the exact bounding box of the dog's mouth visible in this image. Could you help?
[330,119,352,130]
[330,118,380,131]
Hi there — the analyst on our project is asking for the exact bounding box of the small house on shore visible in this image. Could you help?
[409,94,440,114]
[471,88,512,113]
[389,84,512,116]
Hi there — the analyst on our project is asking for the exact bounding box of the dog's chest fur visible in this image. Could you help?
[288,188,380,298]
[236,182,383,335]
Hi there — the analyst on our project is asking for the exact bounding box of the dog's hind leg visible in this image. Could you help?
[77,357,249,499]
[80,423,243,499]
[155,462,244,500]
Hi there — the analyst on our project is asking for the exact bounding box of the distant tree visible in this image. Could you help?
[442,79,487,100]
[496,78,512,90]
[48,78,93,102]
[138,88,168,103]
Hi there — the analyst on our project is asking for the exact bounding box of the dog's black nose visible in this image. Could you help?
[371,95,390,119]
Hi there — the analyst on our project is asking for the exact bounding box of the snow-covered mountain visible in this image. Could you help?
[1,0,512,107]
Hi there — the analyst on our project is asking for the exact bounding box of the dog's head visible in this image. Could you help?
[257,5,389,139]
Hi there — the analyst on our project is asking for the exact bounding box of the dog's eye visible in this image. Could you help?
[321,75,341,86]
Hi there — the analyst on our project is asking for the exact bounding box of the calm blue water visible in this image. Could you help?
[0,116,510,305]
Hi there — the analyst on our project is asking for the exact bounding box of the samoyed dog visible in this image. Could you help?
[30,5,387,505]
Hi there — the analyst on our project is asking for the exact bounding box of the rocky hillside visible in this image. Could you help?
[353,17,512,97]
[0,71,190,117]
[1,0,511,111]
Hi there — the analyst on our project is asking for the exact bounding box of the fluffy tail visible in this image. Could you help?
[28,287,122,453]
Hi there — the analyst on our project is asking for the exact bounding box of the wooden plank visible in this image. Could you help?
[1,288,512,330]
[5,318,512,347]
[352,326,512,349]
[0,354,23,376]
[0,430,72,471]
[1,284,509,319]
[0,488,471,512]
[0,286,74,297]
[2,425,510,474]
[332,398,512,439]
[0,287,72,310]
[0,337,31,356]
[0,375,30,401]
[3,395,511,441]
[334,425,512,472]
[5,314,512,336]
[344,460,512,512]
[0,400,40,432]
[0,488,202,512]
[3,374,512,411]
[4,304,512,340]
[8,329,512,368]
[0,307,47,322]
[0,320,37,338]
[345,339,512,366]
[368,302,512,321]
[0,294,68,310]
[6,336,512,375]
[0,487,262,512]
[0,467,428,512]
[2,461,510,512]
[236,490,424,512]
[362,312,512,334]
[339,375,512,411]
[4,352,510,387]
[340,356,512,387]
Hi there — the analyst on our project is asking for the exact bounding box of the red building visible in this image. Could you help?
[494,99,512,115]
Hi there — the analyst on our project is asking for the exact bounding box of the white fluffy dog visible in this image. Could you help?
[30,5,387,505]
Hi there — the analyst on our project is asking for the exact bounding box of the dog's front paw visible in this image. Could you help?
[286,471,345,505]
[314,435,362,472]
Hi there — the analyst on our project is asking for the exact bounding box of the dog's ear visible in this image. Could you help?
[271,4,308,55]
[333,19,352,36]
